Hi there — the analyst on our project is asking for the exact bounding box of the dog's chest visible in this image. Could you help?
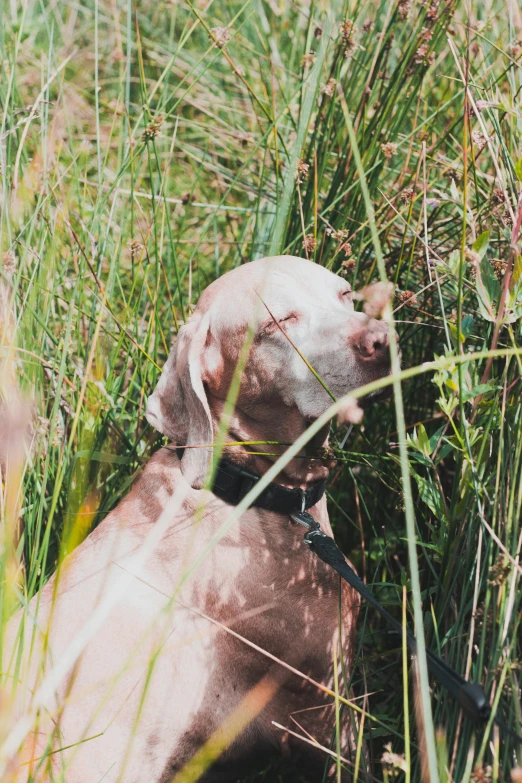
[182,506,357,685]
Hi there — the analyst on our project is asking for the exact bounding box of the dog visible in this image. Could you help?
[5,255,391,782]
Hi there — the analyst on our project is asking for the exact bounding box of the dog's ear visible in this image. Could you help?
[146,311,214,488]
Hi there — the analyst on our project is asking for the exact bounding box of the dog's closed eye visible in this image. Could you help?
[260,312,299,336]
[278,313,298,324]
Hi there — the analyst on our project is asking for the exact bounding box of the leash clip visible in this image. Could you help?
[303,523,323,547]
[289,509,317,531]
[289,510,322,547]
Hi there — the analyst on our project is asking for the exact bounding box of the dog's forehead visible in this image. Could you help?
[200,256,344,326]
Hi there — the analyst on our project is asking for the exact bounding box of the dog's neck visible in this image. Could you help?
[206,393,333,490]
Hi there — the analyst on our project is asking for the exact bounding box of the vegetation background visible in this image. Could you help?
[1,0,522,780]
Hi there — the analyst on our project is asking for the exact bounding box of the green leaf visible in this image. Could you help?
[428,425,446,453]
[434,443,454,465]
[409,452,434,467]
[475,292,496,322]
[472,230,490,259]
[475,257,499,321]
[417,423,431,457]
[461,383,498,402]
[446,249,460,278]
[461,314,474,338]
[449,177,460,203]
[407,423,432,458]
[412,473,446,520]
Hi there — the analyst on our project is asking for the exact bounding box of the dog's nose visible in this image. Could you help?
[352,322,390,362]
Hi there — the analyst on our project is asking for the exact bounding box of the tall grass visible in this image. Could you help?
[1,0,522,780]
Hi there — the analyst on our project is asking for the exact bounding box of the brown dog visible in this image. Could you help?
[6,256,391,782]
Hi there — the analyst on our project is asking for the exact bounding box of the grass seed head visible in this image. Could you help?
[142,116,163,142]
[340,19,357,57]
[487,554,511,586]
[321,78,336,97]
[381,141,398,158]
[301,51,316,68]
[426,0,440,21]
[473,603,493,632]
[339,258,355,276]
[2,250,17,275]
[398,290,418,306]
[326,227,349,243]
[398,0,413,19]
[447,166,460,182]
[471,764,492,783]
[491,257,508,281]
[302,234,317,254]
[471,130,488,152]
[209,26,231,48]
[35,415,50,438]
[128,239,144,258]
[296,159,310,185]
[420,27,434,41]
[509,41,522,59]
[340,19,355,43]
[51,419,65,449]
[414,43,432,64]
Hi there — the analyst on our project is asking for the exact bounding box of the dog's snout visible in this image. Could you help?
[352,322,391,362]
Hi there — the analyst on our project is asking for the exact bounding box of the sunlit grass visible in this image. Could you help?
[1,0,522,780]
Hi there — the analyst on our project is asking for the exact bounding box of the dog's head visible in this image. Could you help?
[146,255,393,487]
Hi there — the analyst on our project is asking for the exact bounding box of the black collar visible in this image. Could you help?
[175,447,327,515]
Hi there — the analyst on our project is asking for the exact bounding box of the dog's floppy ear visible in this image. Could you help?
[146,311,213,488]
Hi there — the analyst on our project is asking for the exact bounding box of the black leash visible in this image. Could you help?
[290,509,522,743]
